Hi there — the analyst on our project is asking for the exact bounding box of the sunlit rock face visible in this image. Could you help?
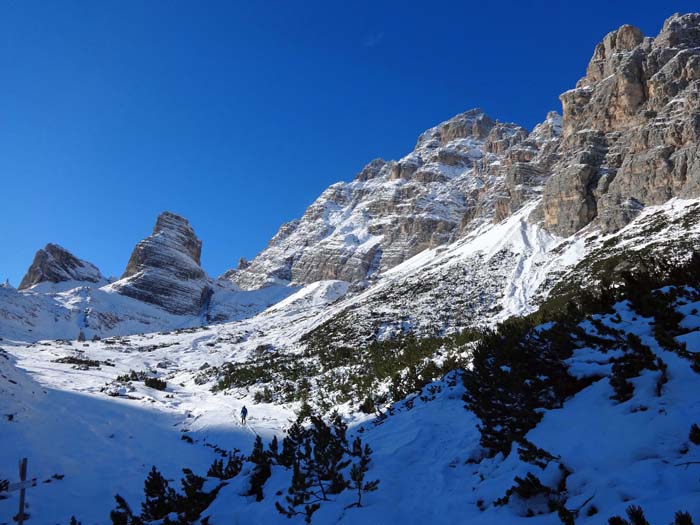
[112,211,212,315]
[540,13,700,235]
[228,109,563,290]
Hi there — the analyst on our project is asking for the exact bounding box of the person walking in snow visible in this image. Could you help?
[240,405,248,425]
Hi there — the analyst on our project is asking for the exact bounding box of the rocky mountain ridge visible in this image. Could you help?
[3,13,700,345]
[232,12,700,289]
[228,109,561,290]
[1,212,298,341]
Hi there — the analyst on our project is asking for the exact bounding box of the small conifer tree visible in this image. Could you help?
[279,421,307,468]
[276,411,380,522]
[248,435,272,501]
[347,437,379,508]
[110,495,144,525]
[608,505,651,525]
[673,511,694,525]
[207,451,243,480]
[141,466,176,521]
[176,468,216,522]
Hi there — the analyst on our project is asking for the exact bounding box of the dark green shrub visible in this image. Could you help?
[144,377,167,391]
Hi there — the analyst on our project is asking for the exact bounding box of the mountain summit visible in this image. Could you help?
[18,243,104,290]
[111,211,213,315]
[227,108,556,290]
[540,12,700,235]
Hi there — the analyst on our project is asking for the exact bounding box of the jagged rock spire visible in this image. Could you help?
[112,212,212,315]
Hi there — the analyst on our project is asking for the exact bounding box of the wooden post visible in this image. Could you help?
[17,458,27,525]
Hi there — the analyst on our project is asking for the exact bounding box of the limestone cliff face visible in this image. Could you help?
[111,212,212,315]
[218,13,700,290]
[540,13,700,235]
[228,109,559,289]
[18,244,104,290]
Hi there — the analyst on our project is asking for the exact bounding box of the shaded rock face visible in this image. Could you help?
[112,212,211,315]
[18,244,104,290]
[230,109,559,289]
[540,13,700,235]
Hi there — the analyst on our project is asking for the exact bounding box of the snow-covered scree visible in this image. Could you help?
[3,277,700,523]
[0,277,300,343]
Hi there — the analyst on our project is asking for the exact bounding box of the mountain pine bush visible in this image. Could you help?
[207,451,243,480]
[275,411,378,523]
[247,436,272,501]
[463,318,593,457]
[110,464,223,525]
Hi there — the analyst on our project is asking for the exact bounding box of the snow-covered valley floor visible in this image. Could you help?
[3,284,700,524]
[4,200,700,524]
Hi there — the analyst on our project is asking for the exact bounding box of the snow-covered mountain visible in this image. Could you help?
[4,14,700,345]
[228,110,561,290]
[1,12,700,525]
[0,212,300,341]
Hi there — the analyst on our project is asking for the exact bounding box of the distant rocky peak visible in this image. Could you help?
[229,106,542,290]
[415,109,495,150]
[529,111,562,144]
[153,211,202,264]
[585,24,644,84]
[541,12,700,236]
[114,211,210,315]
[355,158,389,182]
[655,12,700,49]
[18,243,104,290]
[121,211,202,280]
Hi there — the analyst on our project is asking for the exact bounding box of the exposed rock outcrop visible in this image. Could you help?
[540,13,700,235]
[111,212,212,315]
[233,13,700,289]
[229,109,551,289]
[18,244,104,290]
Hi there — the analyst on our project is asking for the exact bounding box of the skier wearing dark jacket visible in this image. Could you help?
[240,405,248,424]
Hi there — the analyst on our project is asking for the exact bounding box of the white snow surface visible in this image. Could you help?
[2,290,700,523]
[3,196,700,523]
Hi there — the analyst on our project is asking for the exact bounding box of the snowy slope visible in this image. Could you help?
[2,283,700,524]
[0,279,300,343]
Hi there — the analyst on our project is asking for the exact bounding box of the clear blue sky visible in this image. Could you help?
[0,1,693,284]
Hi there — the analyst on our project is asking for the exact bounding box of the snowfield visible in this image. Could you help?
[3,198,700,523]
[3,258,700,523]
